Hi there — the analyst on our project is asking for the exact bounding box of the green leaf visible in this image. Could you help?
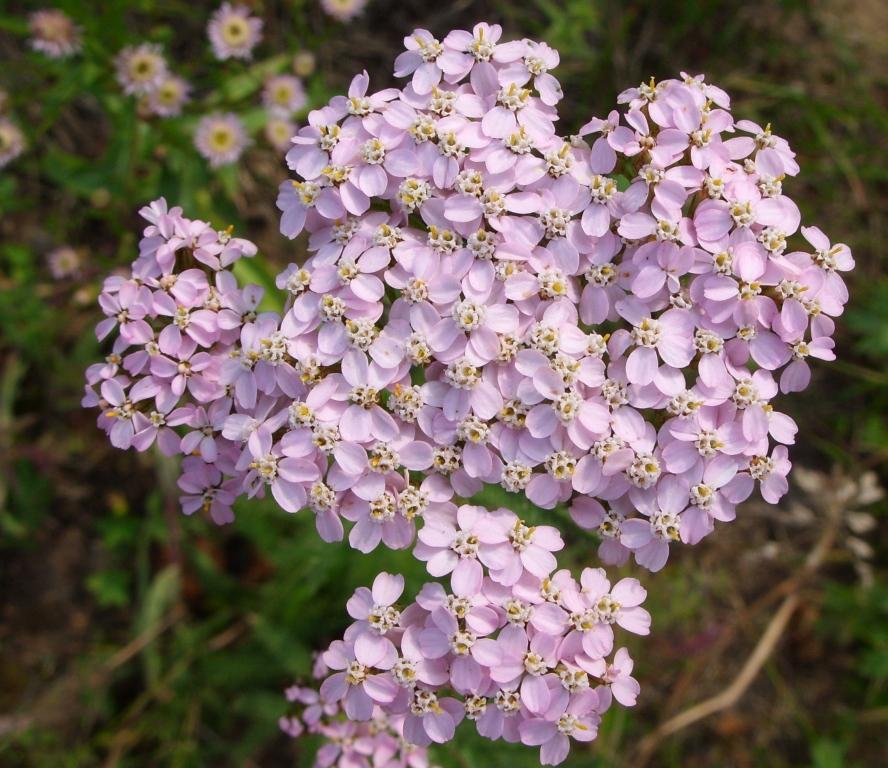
[86,569,131,608]
[136,564,181,685]
[811,738,846,768]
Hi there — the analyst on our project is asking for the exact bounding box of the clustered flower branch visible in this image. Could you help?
[83,21,853,767]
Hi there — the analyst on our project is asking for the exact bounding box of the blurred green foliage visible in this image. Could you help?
[0,1,885,767]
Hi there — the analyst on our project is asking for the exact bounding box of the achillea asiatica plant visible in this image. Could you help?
[84,22,853,766]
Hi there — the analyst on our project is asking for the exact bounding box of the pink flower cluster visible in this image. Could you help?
[280,658,432,768]
[82,199,265,523]
[271,25,852,571]
[84,23,853,563]
[286,511,646,764]
[83,21,855,766]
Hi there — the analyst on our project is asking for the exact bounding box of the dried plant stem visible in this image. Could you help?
[632,491,843,767]
[101,618,249,767]
[97,604,185,678]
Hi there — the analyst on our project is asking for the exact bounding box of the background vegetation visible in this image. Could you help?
[0,1,885,766]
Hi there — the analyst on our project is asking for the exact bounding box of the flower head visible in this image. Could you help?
[207,3,263,60]
[115,43,168,95]
[263,75,307,116]
[29,9,82,58]
[320,0,368,22]
[146,75,191,118]
[47,246,82,279]
[195,113,249,167]
[292,51,316,77]
[265,115,297,151]
[0,118,25,168]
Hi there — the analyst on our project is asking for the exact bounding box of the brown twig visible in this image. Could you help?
[101,618,249,768]
[632,483,844,767]
[0,604,187,741]
[657,509,838,715]
[95,604,186,680]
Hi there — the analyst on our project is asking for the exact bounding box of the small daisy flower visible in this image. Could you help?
[29,9,82,59]
[195,113,249,167]
[0,118,25,168]
[262,75,307,116]
[320,0,368,22]
[47,246,83,279]
[146,75,191,118]
[292,50,316,77]
[115,43,168,96]
[265,115,297,151]
[207,3,263,61]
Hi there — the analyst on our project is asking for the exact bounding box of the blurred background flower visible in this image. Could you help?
[144,74,191,118]
[28,8,81,58]
[265,114,297,150]
[195,112,249,167]
[208,2,263,61]
[46,245,83,279]
[262,74,306,116]
[0,116,25,167]
[115,42,168,95]
[320,0,370,23]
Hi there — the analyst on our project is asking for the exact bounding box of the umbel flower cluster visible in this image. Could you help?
[83,21,853,766]
[282,553,645,765]
[279,654,434,768]
[273,23,852,572]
